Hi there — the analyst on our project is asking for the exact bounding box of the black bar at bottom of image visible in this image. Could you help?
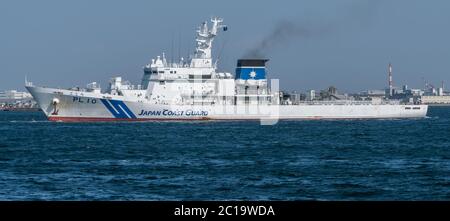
[0,201,448,219]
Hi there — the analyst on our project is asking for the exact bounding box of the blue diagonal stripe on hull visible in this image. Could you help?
[100,99,129,119]
[109,100,137,119]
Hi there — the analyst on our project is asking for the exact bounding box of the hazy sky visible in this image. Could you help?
[1,0,449,92]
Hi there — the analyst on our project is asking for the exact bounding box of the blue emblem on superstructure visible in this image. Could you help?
[235,59,269,80]
[100,99,137,119]
[235,67,266,80]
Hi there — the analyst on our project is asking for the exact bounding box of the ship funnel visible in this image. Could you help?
[235,59,269,80]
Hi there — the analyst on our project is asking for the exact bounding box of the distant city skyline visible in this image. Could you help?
[1,0,449,92]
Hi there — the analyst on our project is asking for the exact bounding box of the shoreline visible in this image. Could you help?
[0,108,41,112]
[425,104,450,107]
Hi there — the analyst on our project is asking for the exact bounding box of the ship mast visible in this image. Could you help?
[190,17,227,68]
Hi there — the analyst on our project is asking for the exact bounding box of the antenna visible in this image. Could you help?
[421,77,426,90]
[171,33,174,66]
[178,32,181,63]
[187,32,194,61]
[25,75,33,87]
[215,32,229,69]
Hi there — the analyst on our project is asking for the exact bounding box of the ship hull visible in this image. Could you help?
[27,86,429,122]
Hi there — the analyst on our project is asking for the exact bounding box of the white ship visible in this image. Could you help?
[26,17,428,122]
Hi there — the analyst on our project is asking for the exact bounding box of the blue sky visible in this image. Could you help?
[1,0,449,92]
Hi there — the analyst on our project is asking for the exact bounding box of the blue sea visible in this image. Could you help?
[0,107,449,200]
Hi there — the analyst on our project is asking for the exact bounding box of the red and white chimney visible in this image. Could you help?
[388,63,393,97]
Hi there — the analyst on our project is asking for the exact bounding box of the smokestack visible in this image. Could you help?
[388,63,393,97]
[235,59,269,80]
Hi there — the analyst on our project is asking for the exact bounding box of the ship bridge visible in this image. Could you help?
[138,17,233,105]
[140,17,228,90]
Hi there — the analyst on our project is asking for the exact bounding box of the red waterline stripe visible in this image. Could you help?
[47,116,212,122]
[47,116,422,122]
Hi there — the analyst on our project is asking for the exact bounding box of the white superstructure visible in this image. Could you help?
[26,17,428,122]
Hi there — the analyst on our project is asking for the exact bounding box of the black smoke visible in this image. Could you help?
[244,21,309,58]
[242,0,382,59]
